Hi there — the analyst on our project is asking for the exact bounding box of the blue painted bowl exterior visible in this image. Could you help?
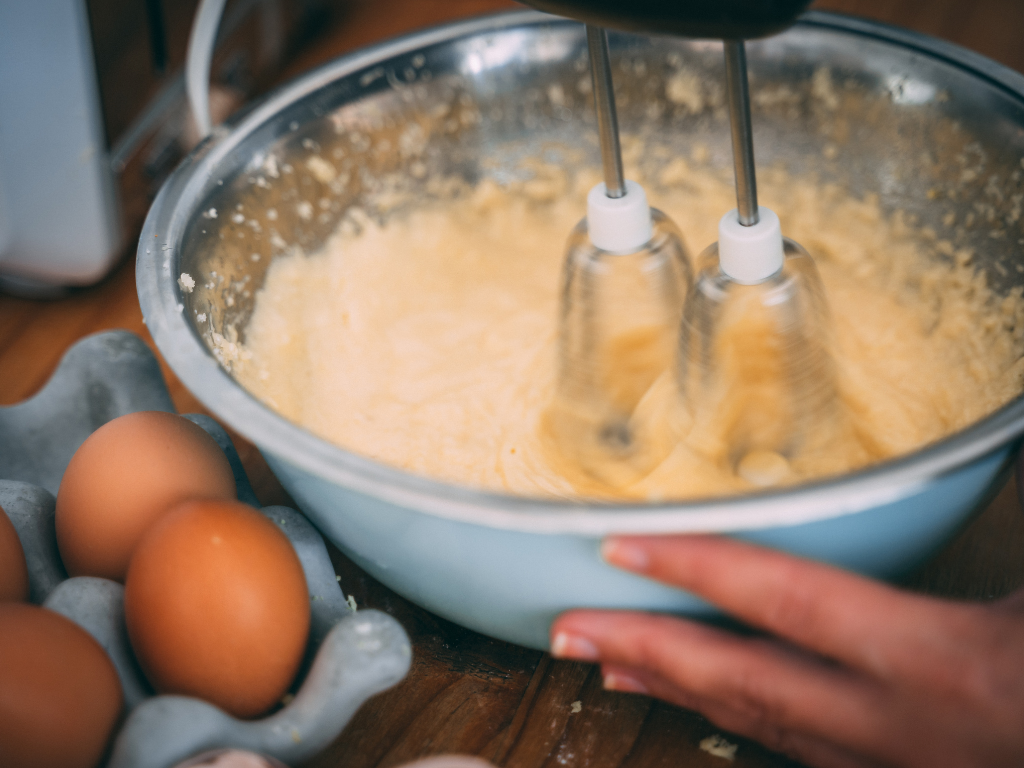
[267,446,1012,650]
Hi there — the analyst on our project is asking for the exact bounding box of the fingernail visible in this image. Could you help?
[604,671,649,694]
[551,631,600,661]
[601,538,650,572]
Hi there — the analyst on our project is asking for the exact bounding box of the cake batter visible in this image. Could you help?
[232,161,1024,500]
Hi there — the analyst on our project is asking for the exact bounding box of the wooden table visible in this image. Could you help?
[3,2,1024,766]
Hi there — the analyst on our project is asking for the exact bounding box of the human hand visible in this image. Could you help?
[550,535,1024,768]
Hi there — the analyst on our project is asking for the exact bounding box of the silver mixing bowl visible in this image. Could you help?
[138,10,1024,649]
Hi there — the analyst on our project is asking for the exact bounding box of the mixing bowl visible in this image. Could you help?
[138,9,1024,649]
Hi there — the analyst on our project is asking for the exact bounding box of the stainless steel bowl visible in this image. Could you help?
[138,10,1024,649]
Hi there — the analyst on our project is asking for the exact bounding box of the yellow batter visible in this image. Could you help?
[232,160,1024,500]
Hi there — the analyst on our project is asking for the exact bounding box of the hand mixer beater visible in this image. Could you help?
[535,0,838,488]
[545,25,693,486]
[679,40,835,486]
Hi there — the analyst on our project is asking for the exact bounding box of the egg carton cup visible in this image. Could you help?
[0,330,412,768]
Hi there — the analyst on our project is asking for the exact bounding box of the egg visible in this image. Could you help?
[0,504,29,602]
[124,499,310,718]
[0,603,123,768]
[56,411,237,581]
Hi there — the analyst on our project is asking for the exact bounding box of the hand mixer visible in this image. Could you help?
[534,0,838,488]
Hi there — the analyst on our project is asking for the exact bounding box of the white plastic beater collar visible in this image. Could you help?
[586,180,653,253]
[718,206,785,284]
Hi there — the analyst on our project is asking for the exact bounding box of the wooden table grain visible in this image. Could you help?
[3,2,1024,766]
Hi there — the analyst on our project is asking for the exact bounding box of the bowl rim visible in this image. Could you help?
[138,8,1024,536]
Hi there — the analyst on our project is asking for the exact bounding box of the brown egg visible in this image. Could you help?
[0,603,123,768]
[124,499,310,718]
[0,504,29,602]
[56,411,236,581]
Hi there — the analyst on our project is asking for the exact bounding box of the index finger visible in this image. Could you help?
[602,534,973,679]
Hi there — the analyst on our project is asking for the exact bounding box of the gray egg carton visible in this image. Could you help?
[0,330,412,768]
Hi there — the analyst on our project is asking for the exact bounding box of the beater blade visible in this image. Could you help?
[545,26,692,486]
[676,41,837,486]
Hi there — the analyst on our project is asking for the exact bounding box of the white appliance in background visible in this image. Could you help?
[0,0,337,297]
[0,0,123,295]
